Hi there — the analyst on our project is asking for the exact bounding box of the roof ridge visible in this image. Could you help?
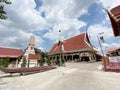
[51,32,86,45]
[63,32,86,42]
[0,47,22,50]
[84,33,91,48]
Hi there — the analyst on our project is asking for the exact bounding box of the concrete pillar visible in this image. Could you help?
[16,59,18,68]
[79,52,81,62]
[72,54,74,61]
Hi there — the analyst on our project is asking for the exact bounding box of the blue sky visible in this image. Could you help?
[0,0,120,53]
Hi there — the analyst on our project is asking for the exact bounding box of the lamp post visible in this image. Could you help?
[97,32,106,71]
[59,30,62,66]
[97,32,104,56]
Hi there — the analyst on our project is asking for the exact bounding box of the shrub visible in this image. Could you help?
[21,56,26,67]
[2,58,10,68]
[55,59,60,66]
[46,58,51,66]
[38,58,45,66]
[61,59,65,64]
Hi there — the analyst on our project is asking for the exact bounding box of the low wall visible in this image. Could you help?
[109,56,120,62]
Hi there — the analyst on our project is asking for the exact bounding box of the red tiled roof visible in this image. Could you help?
[49,33,92,55]
[111,5,120,22]
[106,5,120,36]
[0,47,23,58]
[107,47,120,53]
[28,54,40,60]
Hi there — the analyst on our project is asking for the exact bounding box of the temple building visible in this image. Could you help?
[108,47,120,56]
[107,47,120,62]
[49,32,98,62]
[0,47,23,68]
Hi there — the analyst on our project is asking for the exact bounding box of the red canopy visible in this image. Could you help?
[106,5,120,36]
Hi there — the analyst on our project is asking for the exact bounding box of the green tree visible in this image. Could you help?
[21,56,26,67]
[55,59,60,66]
[38,58,45,66]
[46,57,51,66]
[33,48,49,66]
[2,57,9,67]
[34,48,41,54]
[61,59,64,63]
[0,0,12,20]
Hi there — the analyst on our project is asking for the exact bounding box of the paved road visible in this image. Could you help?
[44,62,120,90]
[0,62,120,90]
[66,61,102,71]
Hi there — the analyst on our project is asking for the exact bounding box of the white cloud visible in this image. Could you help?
[41,0,97,18]
[87,23,120,52]
[110,43,120,48]
[1,0,119,51]
[0,0,45,50]
[40,0,97,42]
[89,0,120,50]
[104,43,120,49]
[5,0,47,31]
[87,24,113,42]
[1,0,94,49]
[0,27,44,49]
[100,0,120,10]
[43,19,86,41]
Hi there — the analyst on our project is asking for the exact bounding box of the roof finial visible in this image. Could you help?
[59,30,61,41]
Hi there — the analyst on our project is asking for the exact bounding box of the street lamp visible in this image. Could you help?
[97,32,106,71]
[59,30,62,66]
[97,32,104,56]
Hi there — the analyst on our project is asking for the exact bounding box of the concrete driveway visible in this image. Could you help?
[0,62,120,90]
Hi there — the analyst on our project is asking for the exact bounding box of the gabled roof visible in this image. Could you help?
[106,5,120,36]
[107,47,120,53]
[0,47,23,58]
[49,33,92,55]
[28,54,40,60]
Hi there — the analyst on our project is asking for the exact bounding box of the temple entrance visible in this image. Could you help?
[67,55,72,61]
[81,56,89,62]
[73,55,80,62]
